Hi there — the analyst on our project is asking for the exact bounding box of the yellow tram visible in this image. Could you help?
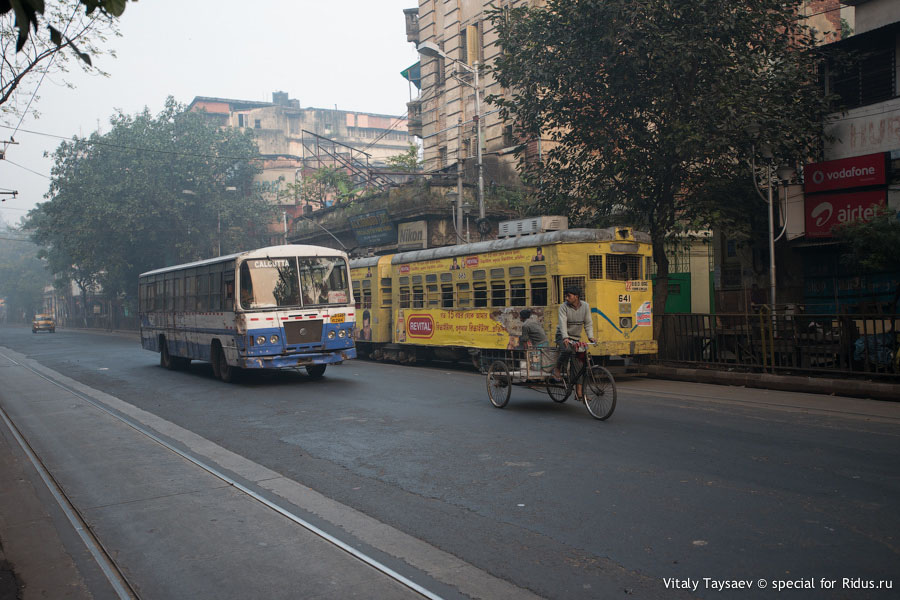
[349,227,657,364]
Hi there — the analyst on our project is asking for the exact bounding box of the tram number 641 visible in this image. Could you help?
[618,294,631,303]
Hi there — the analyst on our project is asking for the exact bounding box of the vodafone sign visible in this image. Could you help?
[804,190,886,238]
[406,314,434,338]
[804,153,886,194]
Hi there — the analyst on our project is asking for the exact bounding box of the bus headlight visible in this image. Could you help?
[256,335,267,345]
[328,331,336,340]
[269,335,279,344]
[338,329,346,338]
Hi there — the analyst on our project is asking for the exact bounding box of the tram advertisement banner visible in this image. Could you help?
[395,307,549,350]
[398,247,546,274]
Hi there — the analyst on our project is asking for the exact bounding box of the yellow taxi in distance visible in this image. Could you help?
[32,313,56,333]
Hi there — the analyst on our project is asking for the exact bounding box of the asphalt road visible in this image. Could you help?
[1,325,898,599]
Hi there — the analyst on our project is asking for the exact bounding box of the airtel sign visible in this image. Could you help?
[804,190,886,238]
[804,153,886,194]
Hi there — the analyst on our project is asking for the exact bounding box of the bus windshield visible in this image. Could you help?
[239,256,350,309]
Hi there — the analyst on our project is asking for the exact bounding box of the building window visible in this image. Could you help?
[238,114,245,128]
[254,119,261,129]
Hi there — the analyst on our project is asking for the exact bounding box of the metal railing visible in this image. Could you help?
[658,310,900,380]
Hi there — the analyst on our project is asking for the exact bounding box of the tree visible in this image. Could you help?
[25,97,273,309]
[1,0,122,121]
[489,0,835,323]
[385,143,422,172]
[287,166,360,208]
[0,220,50,321]
[834,210,900,310]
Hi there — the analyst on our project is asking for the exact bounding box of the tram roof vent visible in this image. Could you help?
[498,216,568,238]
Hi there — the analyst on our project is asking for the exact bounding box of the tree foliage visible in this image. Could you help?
[287,166,360,207]
[25,97,273,302]
[385,143,422,172]
[0,220,50,320]
[489,0,836,314]
[1,0,121,121]
[835,210,900,274]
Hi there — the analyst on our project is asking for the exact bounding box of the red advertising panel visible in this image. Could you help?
[804,153,886,194]
[406,314,435,338]
[805,190,887,238]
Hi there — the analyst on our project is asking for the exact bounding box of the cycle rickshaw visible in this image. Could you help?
[481,341,617,420]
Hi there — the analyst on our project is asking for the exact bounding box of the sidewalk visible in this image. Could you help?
[643,364,899,402]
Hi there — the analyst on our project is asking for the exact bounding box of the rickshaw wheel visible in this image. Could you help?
[584,365,617,420]
[487,360,511,408]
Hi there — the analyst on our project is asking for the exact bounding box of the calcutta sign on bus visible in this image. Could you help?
[139,244,356,382]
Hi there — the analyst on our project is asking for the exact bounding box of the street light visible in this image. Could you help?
[417,41,485,229]
[747,132,796,308]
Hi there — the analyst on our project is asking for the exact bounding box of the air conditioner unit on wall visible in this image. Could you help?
[498,216,568,238]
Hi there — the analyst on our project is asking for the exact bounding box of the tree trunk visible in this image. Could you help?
[652,238,670,351]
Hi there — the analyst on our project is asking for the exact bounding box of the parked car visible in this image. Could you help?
[32,314,56,333]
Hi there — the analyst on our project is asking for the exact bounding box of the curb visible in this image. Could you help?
[643,365,899,402]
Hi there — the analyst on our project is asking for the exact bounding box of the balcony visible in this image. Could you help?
[404,8,419,43]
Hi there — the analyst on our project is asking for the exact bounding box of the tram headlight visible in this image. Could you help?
[338,329,346,338]
[619,317,632,329]
[328,330,336,340]
[269,335,279,344]
[256,335,267,345]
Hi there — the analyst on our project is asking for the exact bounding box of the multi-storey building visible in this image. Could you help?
[405,1,542,188]
[188,92,411,211]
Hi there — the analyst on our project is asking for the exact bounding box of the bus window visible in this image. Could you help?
[474,282,488,307]
[441,284,453,308]
[510,280,526,306]
[531,279,548,306]
[457,282,471,307]
[224,271,235,310]
[381,278,392,307]
[155,279,164,311]
[210,271,222,311]
[198,271,210,311]
[399,286,410,308]
[165,278,174,311]
[491,281,506,307]
[412,286,424,308]
[174,277,184,311]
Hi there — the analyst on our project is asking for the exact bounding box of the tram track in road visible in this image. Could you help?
[0,348,452,600]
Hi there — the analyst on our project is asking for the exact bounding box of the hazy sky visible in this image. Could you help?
[0,0,420,225]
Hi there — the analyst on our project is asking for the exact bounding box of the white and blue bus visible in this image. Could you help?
[139,244,357,382]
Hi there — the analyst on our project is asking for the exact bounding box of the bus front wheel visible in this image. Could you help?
[306,364,326,379]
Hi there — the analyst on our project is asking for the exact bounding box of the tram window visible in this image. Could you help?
[490,268,505,279]
[589,256,603,279]
[441,284,454,308]
[381,278,392,307]
[473,269,486,281]
[474,282,488,307]
[562,276,586,300]
[509,266,525,277]
[399,276,409,285]
[606,254,642,281]
[426,284,439,306]
[491,281,506,307]
[510,280,526,306]
[412,275,423,284]
[352,281,362,309]
[399,287,410,308]
[531,279,548,306]
[426,274,437,283]
[440,272,452,282]
[412,285,424,308]
[457,282,471,306]
[529,264,547,276]
[363,289,372,309]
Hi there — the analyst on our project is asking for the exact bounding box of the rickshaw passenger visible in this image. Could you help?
[552,287,596,399]
[519,309,548,349]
